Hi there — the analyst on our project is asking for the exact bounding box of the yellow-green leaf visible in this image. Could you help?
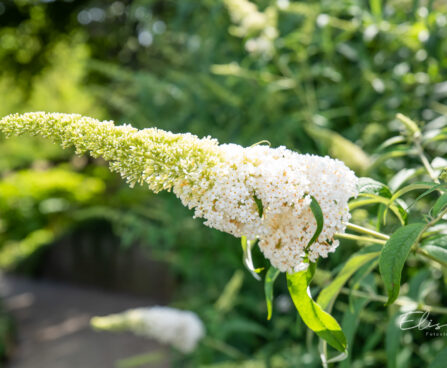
[287,270,347,353]
[317,245,381,311]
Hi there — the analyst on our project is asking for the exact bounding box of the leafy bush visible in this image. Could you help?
[1,1,447,367]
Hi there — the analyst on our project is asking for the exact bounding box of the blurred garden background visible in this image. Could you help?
[0,0,447,367]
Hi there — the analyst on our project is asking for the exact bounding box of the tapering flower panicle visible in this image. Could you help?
[0,112,358,272]
[0,112,223,193]
[91,306,205,353]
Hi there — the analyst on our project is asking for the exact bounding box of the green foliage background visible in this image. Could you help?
[1,0,447,367]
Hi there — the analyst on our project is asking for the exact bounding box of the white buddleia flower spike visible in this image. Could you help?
[91,306,205,353]
[0,112,359,273]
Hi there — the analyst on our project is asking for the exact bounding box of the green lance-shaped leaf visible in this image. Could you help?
[317,245,381,311]
[432,193,447,217]
[407,183,447,210]
[379,223,426,305]
[306,196,324,249]
[241,236,262,281]
[376,136,407,153]
[383,182,434,222]
[389,182,436,200]
[353,178,407,224]
[357,177,392,198]
[264,266,280,320]
[287,269,347,353]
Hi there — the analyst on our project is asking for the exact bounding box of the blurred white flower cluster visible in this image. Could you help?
[224,0,278,58]
[91,306,205,353]
[0,112,358,273]
[177,144,358,273]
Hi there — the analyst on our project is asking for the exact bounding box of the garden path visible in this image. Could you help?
[0,274,169,368]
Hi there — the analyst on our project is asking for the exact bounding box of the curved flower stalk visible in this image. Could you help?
[0,112,358,273]
[91,306,205,353]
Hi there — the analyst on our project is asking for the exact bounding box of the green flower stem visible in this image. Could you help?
[345,207,447,267]
[340,287,447,315]
[334,233,386,245]
[344,223,390,240]
[413,206,447,250]
[425,206,447,231]
[414,137,440,183]
[319,340,329,368]
[415,248,447,268]
[412,206,447,268]
[396,114,440,184]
